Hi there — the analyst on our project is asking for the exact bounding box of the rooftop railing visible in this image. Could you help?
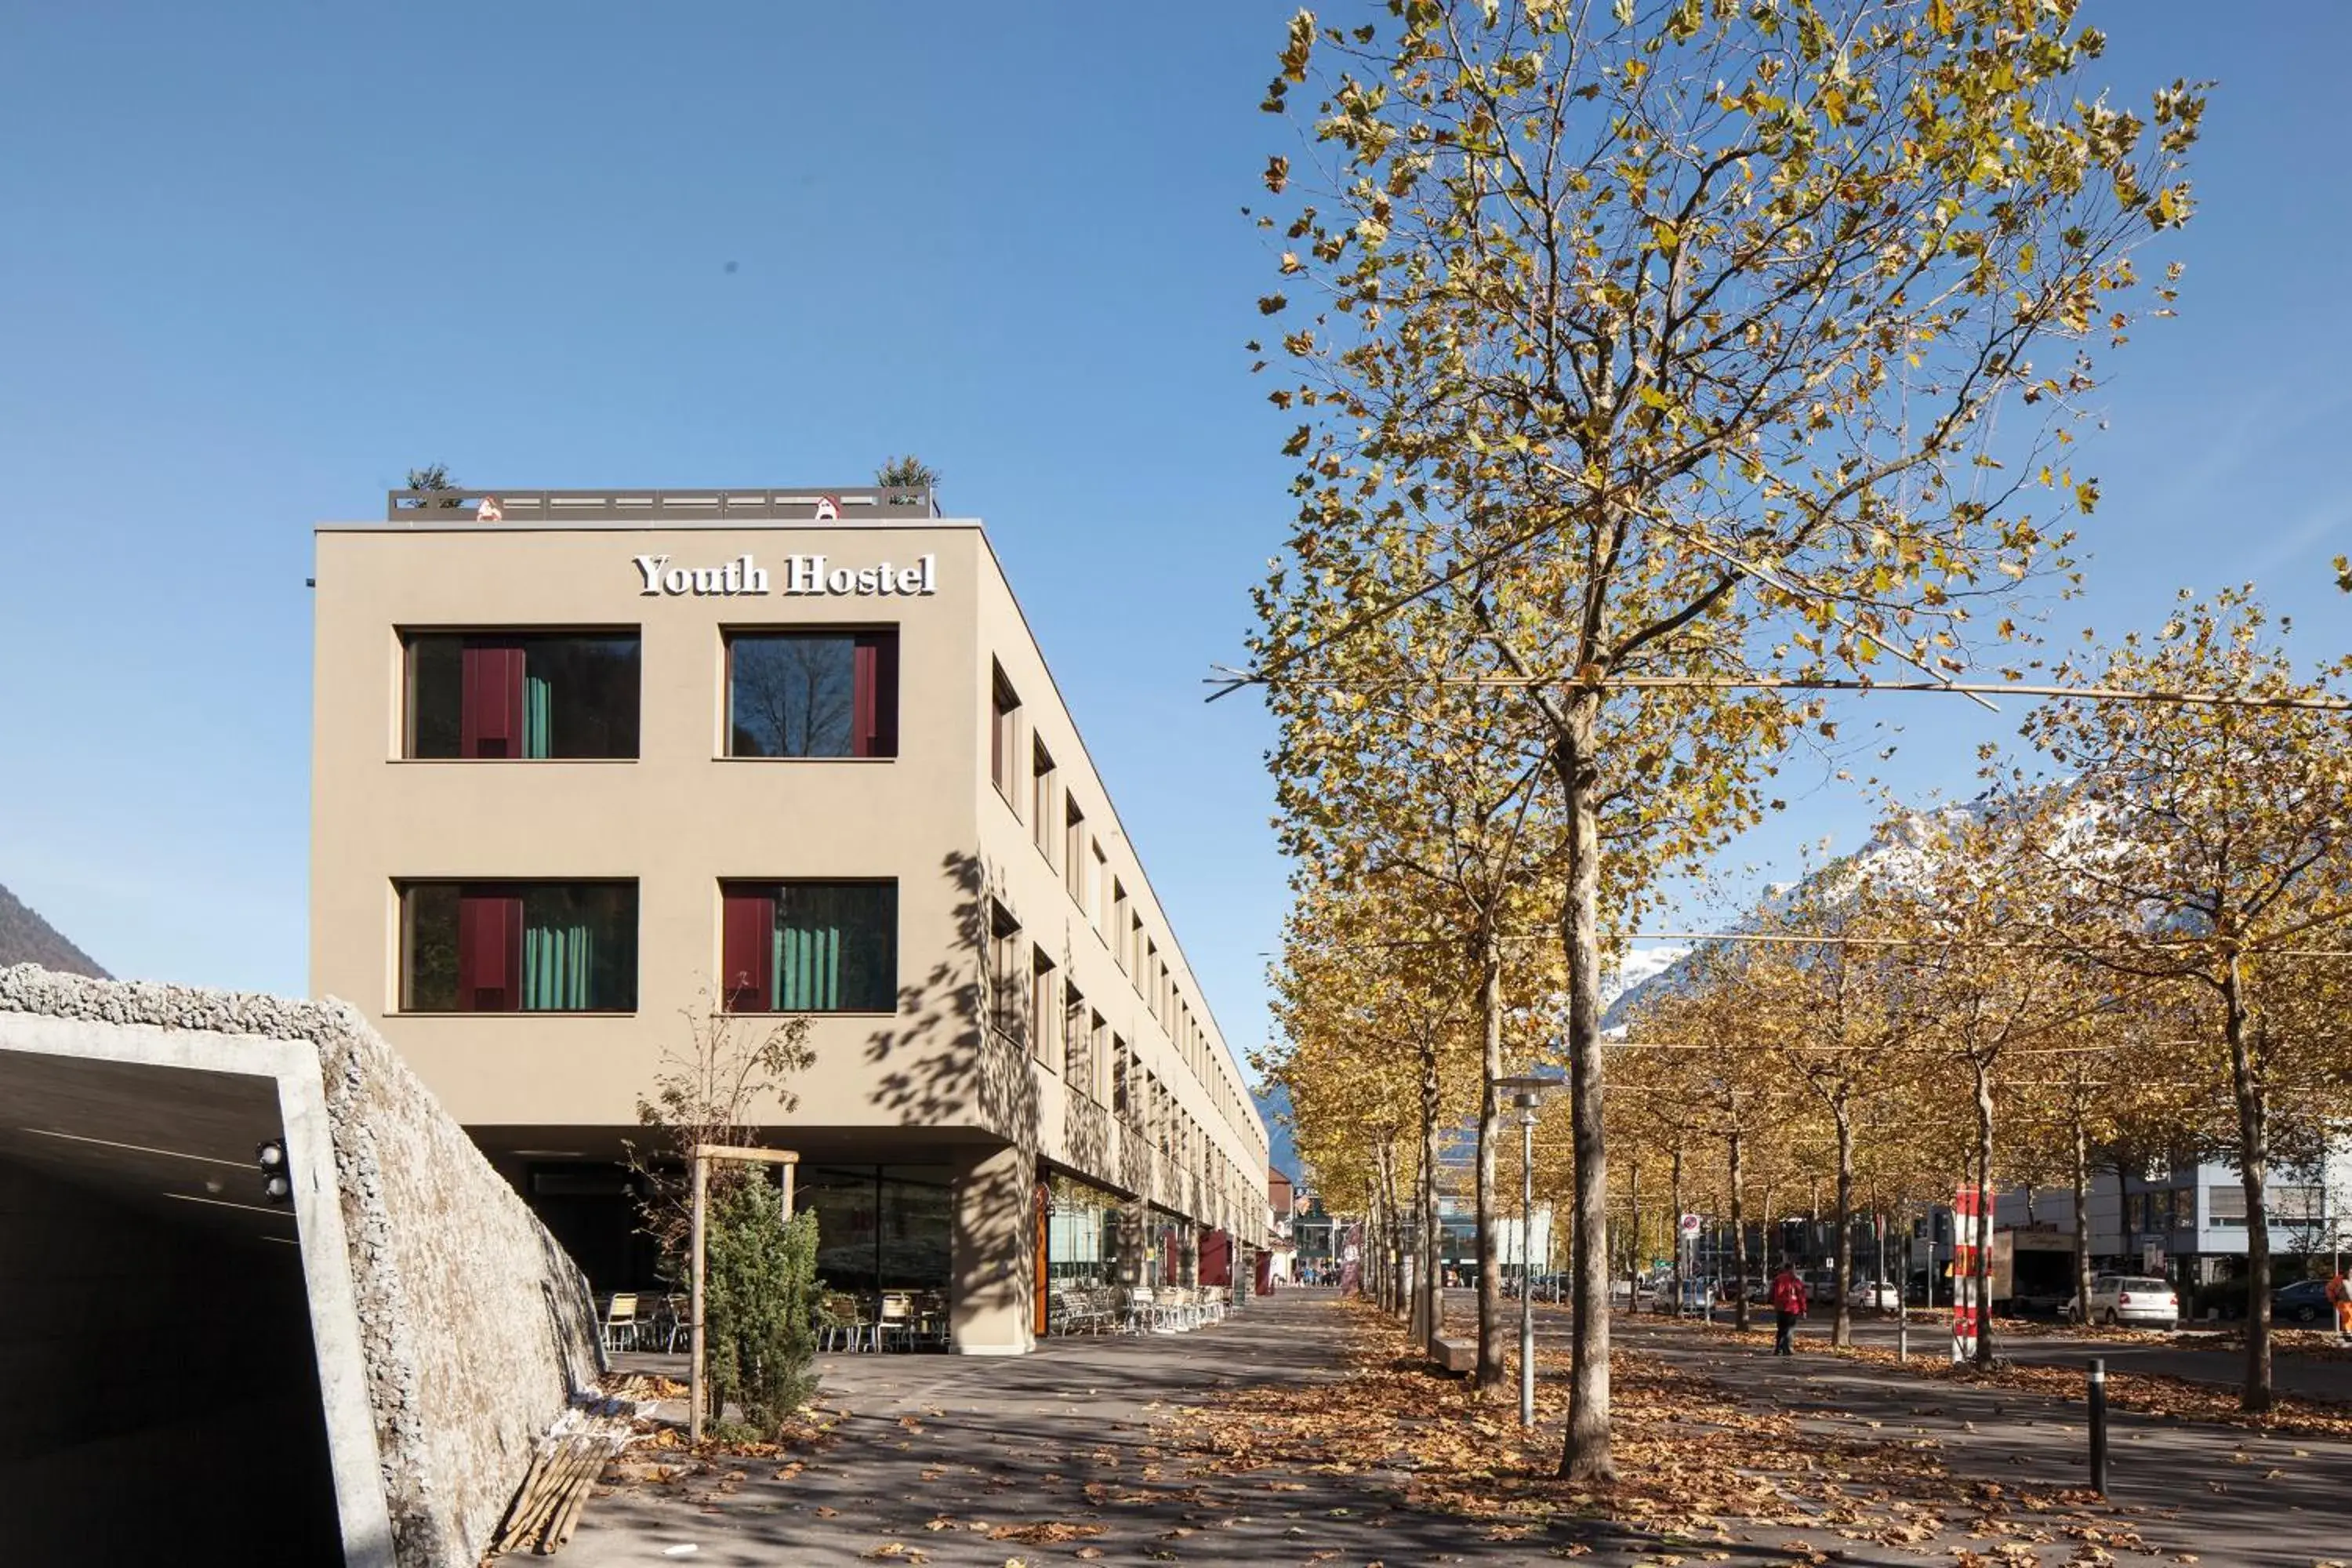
[382,486,940,522]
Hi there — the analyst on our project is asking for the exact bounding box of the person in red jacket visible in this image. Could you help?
[1769,1265,1809,1356]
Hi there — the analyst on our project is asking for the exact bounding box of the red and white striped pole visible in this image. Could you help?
[1951,1185,1979,1363]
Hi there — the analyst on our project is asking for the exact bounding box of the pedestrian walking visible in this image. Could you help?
[1769,1264,1809,1356]
[2327,1267,2351,1344]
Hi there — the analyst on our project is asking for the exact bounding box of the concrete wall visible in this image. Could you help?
[0,967,604,1568]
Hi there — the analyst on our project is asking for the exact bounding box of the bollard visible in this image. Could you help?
[2088,1357,2108,1496]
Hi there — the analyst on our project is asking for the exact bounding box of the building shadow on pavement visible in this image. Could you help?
[576,1293,1933,1566]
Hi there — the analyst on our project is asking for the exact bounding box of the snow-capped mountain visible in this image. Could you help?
[1602,945,1690,1012]
[1602,797,1999,1029]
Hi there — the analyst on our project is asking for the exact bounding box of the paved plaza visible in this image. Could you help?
[564,1289,2352,1566]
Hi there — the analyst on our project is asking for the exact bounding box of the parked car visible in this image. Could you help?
[2067,1274,2180,1330]
[1650,1276,1719,1312]
[2272,1278,2335,1325]
[1846,1278,1901,1311]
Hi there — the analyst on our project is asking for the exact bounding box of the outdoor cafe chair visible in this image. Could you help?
[818,1293,873,1352]
[599,1293,641,1354]
[916,1289,949,1348]
[877,1290,916,1351]
[648,1294,689,1354]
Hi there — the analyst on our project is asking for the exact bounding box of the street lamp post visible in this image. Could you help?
[1496,1073,1563,1429]
[1519,1096,1537,1427]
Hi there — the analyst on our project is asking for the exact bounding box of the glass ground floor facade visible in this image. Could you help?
[1036,1174,1222,1291]
[517,1159,955,1298]
[1036,1171,1254,1335]
[503,1144,1253,1351]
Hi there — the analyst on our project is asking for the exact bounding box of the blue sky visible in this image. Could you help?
[2,2,2347,1071]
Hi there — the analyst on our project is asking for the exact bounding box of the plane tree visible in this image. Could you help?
[2022,590,2352,1407]
[1247,0,2202,1481]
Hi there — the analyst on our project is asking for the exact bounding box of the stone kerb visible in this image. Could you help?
[0,966,602,1568]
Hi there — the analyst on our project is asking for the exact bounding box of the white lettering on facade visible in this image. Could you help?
[634,552,937,599]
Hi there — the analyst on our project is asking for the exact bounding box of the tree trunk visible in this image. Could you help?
[1833,1101,1855,1348]
[1420,1040,1443,1356]
[1628,1156,1642,1312]
[1670,1142,1686,1318]
[1474,937,1506,1390]
[1730,1124,1750,1333]
[1552,720,1615,1483]
[2226,957,2273,1412]
[1973,1056,1997,1370]
[2071,1112,2093,1327]
[1374,1142,1392,1316]
[1421,1044,1439,1354]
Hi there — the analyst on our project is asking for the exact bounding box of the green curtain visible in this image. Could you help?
[524,674,552,758]
[770,884,891,1011]
[523,921,593,1010]
[774,920,840,1011]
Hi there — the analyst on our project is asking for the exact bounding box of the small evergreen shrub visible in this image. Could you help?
[702,1178,821,1436]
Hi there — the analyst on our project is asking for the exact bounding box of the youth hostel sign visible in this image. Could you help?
[632,552,938,599]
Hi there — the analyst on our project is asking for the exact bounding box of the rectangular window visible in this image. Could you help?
[2276,1185,2326,1225]
[1112,884,1131,971]
[725,630,898,758]
[1065,801,1087,904]
[2206,1185,2246,1226]
[1062,984,1089,1084]
[1089,841,1108,928]
[990,666,1021,805]
[1031,950,1059,1068]
[1032,740,1057,863]
[401,881,637,1011]
[799,1164,952,1294]
[988,902,1025,1045]
[1112,1036,1132,1116]
[405,632,640,759]
[1142,938,1158,1002]
[719,881,898,1013]
[1085,1010,1108,1101]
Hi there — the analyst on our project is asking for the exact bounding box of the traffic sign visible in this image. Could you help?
[1679,1212,1702,1236]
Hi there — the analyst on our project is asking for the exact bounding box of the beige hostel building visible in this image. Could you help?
[310,486,1271,1354]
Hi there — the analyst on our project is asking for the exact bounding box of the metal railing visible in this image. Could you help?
[383,486,939,522]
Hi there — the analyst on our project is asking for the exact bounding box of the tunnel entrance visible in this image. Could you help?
[0,1054,346,1564]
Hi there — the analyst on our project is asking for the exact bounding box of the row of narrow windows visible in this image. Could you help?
[988,661,1258,1165]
